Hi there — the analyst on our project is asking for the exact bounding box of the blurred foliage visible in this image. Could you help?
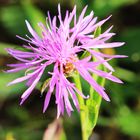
[116,28,140,64]
[0,0,140,140]
[75,0,138,17]
[117,106,140,137]
[0,72,26,100]
[0,1,45,36]
[0,43,19,55]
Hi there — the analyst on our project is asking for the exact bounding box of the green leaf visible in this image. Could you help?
[94,26,101,38]
[73,26,105,140]
[83,67,105,140]
[74,72,105,140]
[73,65,106,140]
[41,78,50,94]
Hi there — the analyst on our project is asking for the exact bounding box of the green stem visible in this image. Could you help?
[73,74,87,140]
[74,26,102,140]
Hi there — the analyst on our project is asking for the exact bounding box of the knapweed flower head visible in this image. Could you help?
[6,5,126,118]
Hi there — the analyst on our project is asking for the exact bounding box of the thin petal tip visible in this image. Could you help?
[20,102,23,106]
[106,97,111,102]
[25,19,29,25]
[86,95,90,99]
[121,42,125,45]
[20,98,25,106]
[43,107,46,113]
[7,82,11,87]
[103,94,110,102]
[108,15,112,19]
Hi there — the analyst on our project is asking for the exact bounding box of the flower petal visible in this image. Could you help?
[43,89,52,113]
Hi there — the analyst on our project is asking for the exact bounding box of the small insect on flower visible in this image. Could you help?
[6,4,127,118]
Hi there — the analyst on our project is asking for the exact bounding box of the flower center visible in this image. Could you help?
[63,55,78,75]
[63,62,75,74]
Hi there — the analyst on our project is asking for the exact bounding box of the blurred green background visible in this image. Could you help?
[0,0,140,140]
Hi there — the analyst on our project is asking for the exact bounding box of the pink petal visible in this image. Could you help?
[75,64,110,101]
[43,89,52,113]
[25,20,40,41]
[90,69,123,83]
[21,66,45,99]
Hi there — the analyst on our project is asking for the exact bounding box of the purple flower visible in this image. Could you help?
[6,5,126,118]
